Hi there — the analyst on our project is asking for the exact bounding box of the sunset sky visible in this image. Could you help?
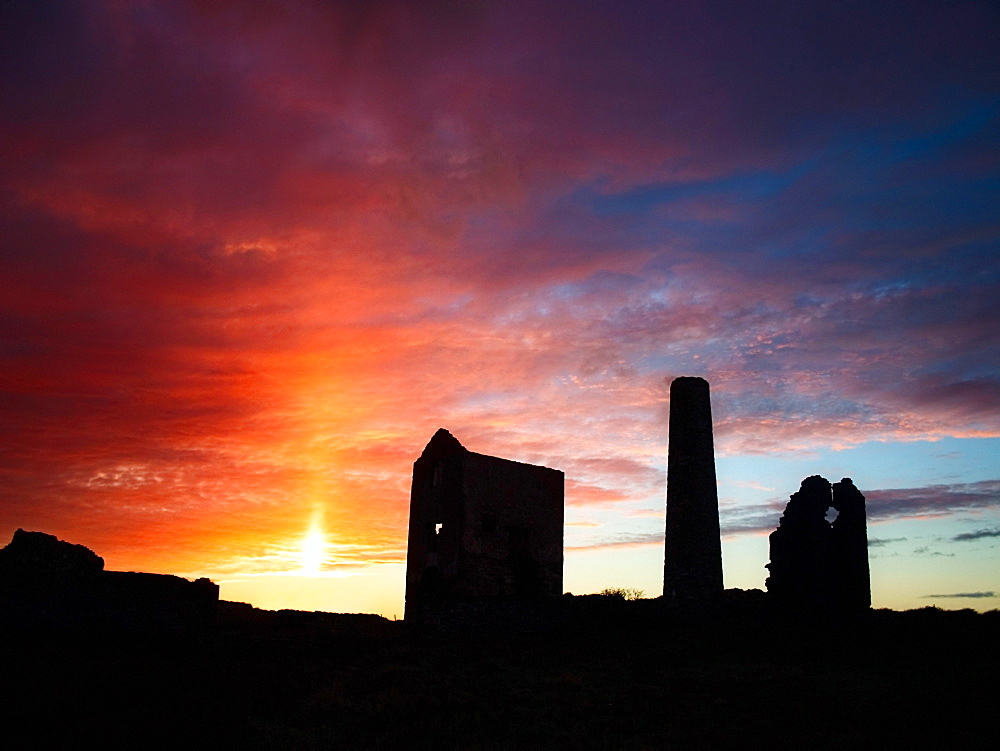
[2,0,998,618]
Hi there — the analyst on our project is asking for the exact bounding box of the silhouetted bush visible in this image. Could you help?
[597,587,645,601]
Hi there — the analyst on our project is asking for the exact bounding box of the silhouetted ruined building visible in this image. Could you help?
[0,529,219,633]
[663,377,723,601]
[405,429,564,622]
[765,476,871,613]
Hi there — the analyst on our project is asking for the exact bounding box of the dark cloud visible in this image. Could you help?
[866,481,1000,521]
[923,592,996,599]
[953,528,1000,542]
[868,538,907,548]
[913,546,954,558]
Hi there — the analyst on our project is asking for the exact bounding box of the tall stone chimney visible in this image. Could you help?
[663,376,723,601]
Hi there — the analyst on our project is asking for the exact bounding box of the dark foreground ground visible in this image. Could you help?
[2,599,997,749]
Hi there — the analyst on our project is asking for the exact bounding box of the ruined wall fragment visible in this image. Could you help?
[765,476,871,613]
[831,478,872,611]
[0,529,219,633]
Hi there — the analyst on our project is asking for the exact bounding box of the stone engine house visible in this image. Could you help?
[404,429,564,621]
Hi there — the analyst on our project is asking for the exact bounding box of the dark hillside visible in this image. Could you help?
[2,600,996,749]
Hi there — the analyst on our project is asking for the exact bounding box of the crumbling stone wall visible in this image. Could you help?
[766,477,871,613]
[831,478,871,612]
[0,529,219,633]
[0,528,104,578]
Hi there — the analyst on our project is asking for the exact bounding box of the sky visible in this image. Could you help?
[1,0,998,618]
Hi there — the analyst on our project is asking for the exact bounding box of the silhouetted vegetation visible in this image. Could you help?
[597,587,645,601]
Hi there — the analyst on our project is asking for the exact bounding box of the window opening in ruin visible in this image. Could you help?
[428,521,441,551]
[826,506,840,523]
[432,465,443,487]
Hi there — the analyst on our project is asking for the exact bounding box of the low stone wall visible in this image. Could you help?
[0,529,219,634]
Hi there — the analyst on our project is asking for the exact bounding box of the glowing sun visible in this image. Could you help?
[301,526,326,574]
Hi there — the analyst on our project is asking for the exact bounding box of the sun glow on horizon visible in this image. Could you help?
[301,524,326,575]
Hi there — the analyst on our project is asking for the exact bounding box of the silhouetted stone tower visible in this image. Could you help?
[404,429,564,622]
[663,376,724,601]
